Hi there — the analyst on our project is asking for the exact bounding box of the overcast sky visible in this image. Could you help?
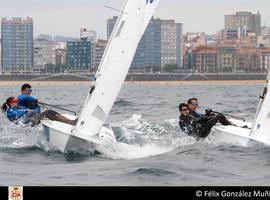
[0,0,270,39]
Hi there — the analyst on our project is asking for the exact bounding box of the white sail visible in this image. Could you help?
[74,0,160,138]
[250,70,270,141]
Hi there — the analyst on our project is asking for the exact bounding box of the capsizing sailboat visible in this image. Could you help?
[214,70,270,146]
[41,0,160,153]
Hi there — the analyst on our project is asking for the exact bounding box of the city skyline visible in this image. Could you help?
[0,0,270,39]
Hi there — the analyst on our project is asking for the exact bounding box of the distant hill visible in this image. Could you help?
[36,34,53,41]
[35,34,78,42]
[53,35,78,42]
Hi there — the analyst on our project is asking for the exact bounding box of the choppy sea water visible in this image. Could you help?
[0,82,269,186]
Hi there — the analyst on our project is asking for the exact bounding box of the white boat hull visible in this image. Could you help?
[213,119,269,147]
[41,114,117,153]
[214,124,252,147]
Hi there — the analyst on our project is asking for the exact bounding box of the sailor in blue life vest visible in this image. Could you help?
[1,97,32,124]
[17,83,41,114]
[2,97,77,126]
[178,103,222,139]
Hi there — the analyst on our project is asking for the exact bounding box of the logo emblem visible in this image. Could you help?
[9,186,23,200]
[257,124,261,130]
[146,0,155,4]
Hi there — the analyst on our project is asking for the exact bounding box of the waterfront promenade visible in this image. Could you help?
[0,73,267,82]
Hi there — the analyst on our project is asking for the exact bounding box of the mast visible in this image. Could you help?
[74,0,160,138]
[94,0,128,82]
[250,69,270,135]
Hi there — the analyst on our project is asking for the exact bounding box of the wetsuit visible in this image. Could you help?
[17,94,41,113]
[179,114,221,138]
[190,109,231,126]
[29,110,67,126]
[189,110,203,118]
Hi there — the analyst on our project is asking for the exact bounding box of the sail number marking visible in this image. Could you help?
[146,0,155,4]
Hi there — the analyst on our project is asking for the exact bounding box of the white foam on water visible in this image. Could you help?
[1,114,199,159]
[95,114,196,160]
[0,123,51,151]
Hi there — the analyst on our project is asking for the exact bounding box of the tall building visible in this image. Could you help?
[1,17,33,74]
[107,16,118,40]
[225,11,261,36]
[161,20,183,70]
[132,18,161,71]
[107,17,183,71]
[33,39,61,72]
[92,39,107,69]
[66,41,91,71]
[132,18,183,71]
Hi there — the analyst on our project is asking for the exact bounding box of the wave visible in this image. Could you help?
[0,124,52,152]
[130,168,177,176]
[94,114,196,160]
[114,99,135,107]
[1,114,253,161]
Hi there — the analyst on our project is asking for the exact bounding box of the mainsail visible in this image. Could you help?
[250,70,270,140]
[74,0,160,138]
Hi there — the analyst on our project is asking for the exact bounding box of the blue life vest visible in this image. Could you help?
[6,106,29,123]
[17,94,41,113]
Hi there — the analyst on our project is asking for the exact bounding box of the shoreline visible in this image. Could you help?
[124,80,265,85]
[0,80,265,85]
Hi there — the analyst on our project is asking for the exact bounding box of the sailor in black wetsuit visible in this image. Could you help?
[187,97,234,126]
[178,103,222,139]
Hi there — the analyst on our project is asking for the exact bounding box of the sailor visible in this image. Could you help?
[187,97,235,126]
[178,103,221,138]
[2,97,77,126]
[1,97,30,123]
[17,83,41,113]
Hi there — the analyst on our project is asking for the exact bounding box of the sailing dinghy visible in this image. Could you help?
[41,0,160,153]
[213,70,270,146]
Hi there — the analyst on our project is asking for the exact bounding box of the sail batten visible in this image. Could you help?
[74,0,160,137]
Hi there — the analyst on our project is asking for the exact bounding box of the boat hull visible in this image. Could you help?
[213,125,252,147]
[213,119,268,146]
[41,114,117,153]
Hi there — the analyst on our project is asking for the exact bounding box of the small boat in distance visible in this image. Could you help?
[41,0,160,153]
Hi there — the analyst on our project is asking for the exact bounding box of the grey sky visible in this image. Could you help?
[0,0,270,39]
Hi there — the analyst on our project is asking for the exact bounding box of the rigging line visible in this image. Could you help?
[91,0,124,78]
[90,0,111,31]
[104,5,128,14]
[94,0,128,81]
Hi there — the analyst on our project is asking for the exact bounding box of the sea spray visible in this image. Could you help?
[95,114,196,160]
